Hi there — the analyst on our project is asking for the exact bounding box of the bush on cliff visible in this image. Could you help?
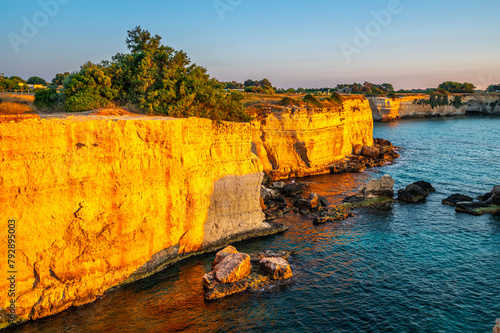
[329,92,345,104]
[303,94,323,108]
[63,26,251,122]
[280,97,297,106]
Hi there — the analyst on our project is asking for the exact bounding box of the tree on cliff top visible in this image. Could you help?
[438,81,475,94]
[61,26,250,122]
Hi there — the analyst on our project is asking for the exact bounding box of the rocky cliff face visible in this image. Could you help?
[369,94,500,121]
[0,115,272,329]
[0,96,375,328]
[252,97,374,180]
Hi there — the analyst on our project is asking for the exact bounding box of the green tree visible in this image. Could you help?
[438,81,475,93]
[51,72,70,86]
[487,84,500,92]
[27,76,47,85]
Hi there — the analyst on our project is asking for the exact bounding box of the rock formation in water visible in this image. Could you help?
[453,185,500,216]
[203,247,293,300]
[397,181,435,203]
[368,94,500,121]
[342,174,396,210]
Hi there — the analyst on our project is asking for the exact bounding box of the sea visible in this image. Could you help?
[9,116,500,333]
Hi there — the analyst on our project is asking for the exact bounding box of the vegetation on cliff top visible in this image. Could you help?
[35,27,251,122]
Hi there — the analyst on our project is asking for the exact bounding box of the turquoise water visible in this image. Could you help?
[10,117,500,332]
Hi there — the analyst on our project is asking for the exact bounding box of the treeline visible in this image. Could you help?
[0,75,50,91]
[35,27,251,122]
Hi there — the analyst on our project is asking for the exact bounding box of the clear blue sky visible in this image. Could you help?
[1,0,499,90]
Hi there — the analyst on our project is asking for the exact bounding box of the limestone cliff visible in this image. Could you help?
[369,94,500,121]
[0,115,272,329]
[0,96,375,328]
[251,97,374,180]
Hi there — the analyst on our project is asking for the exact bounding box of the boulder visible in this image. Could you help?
[318,195,329,207]
[412,181,436,194]
[364,174,395,198]
[478,192,493,202]
[282,183,304,197]
[259,257,293,280]
[352,144,363,155]
[361,145,380,158]
[214,252,251,284]
[493,319,500,333]
[374,138,392,146]
[260,185,273,202]
[212,245,239,269]
[271,195,287,207]
[293,193,321,212]
[397,184,428,203]
[442,194,473,207]
[271,181,286,189]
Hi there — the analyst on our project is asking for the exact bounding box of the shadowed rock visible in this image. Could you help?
[282,183,304,197]
[398,181,434,203]
[442,194,473,207]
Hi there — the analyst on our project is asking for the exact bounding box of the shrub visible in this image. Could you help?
[451,95,464,109]
[330,92,345,104]
[64,88,110,112]
[303,94,323,108]
[280,97,296,106]
[34,88,61,109]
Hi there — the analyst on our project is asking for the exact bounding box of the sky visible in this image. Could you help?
[1,0,499,90]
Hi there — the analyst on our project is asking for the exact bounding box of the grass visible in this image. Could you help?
[0,94,36,115]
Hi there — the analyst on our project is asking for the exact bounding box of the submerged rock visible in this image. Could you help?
[203,246,293,300]
[442,194,473,207]
[313,206,353,225]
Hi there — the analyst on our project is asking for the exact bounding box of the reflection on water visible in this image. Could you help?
[9,117,500,333]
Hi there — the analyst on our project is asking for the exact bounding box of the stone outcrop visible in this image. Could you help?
[442,194,473,207]
[213,253,251,284]
[251,96,373,180]
[330,139,399,174]
[203,247,293,300]
[354,174,395,199]
[0,115,282,329]
[453,185,500,216]
[397,181,435,203]
[368,94,500,121]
